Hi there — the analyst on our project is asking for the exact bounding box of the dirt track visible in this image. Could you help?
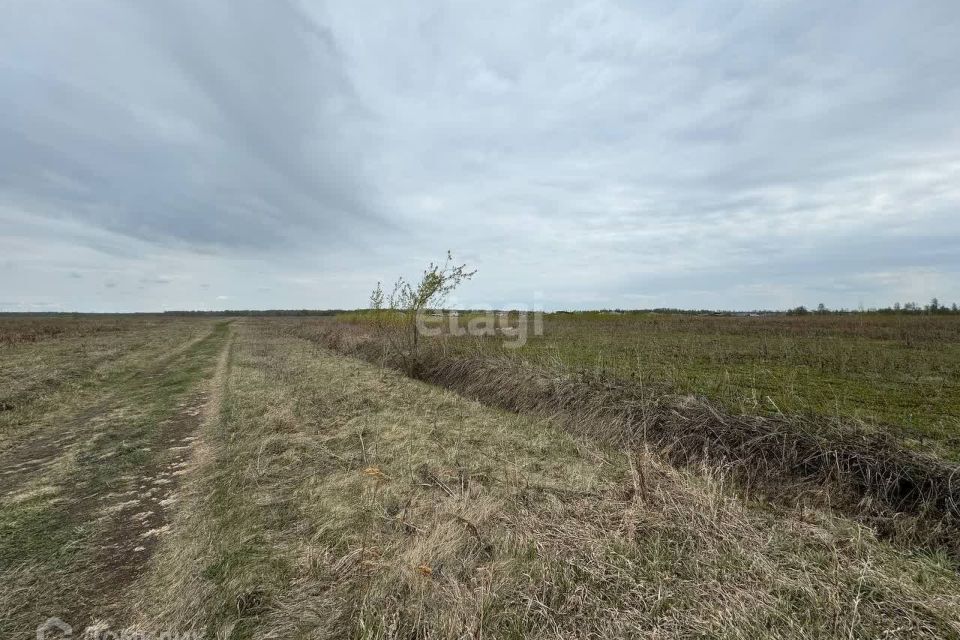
[0,320,231,637]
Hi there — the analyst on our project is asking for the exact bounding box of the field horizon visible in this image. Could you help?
[5,2,960,637]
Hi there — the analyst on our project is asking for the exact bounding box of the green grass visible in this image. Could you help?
[416,312,960,452]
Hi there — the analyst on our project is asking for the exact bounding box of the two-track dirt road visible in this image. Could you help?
[0,319,231,637]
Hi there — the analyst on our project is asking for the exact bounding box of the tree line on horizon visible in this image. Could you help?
[787,298,959,316]
[4,299,959,318]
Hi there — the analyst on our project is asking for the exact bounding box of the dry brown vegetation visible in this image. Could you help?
[0,314,163,345]
[3,315,960,638]
[0,318,229,637]
[130,320,960,638]
[290,319,960,557]
[351,310,960,444]
[0,315,216,416]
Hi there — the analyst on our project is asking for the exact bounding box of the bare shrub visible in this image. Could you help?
[367,251,475,370]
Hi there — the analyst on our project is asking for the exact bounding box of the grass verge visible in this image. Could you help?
[288,321,960,555]
[129,320,960,638]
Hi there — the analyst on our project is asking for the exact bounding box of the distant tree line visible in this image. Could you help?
[788,298,960,316]
[4,299,958,318]
[161,309,345,316]
[0,310,349,317]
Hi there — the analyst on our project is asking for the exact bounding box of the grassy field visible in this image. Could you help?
[2,315,960,638]
[399,312,960,455]
[0,316,230,636]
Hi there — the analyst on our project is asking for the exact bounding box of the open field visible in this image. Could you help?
[338,312,960,456]
[521,314,960,445]
[2,315,960,638]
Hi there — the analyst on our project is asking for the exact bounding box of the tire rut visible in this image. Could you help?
[75,328,234,629]
[0,324,222,500]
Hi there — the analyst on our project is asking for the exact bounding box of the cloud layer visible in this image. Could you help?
[2,1,958,311]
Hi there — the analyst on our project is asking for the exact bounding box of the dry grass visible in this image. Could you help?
[127,319,960,638]
[0,316,218,448]
[324,311,960,446]
[0,319,230,638]
[4,315,959,638]
[0,314,177,345]
[289,321,960,556]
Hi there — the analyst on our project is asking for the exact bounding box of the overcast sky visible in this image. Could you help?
[1,1,958,312]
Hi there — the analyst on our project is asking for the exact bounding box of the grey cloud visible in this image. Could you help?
[0,0,385,252]
[2,1,959,311]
